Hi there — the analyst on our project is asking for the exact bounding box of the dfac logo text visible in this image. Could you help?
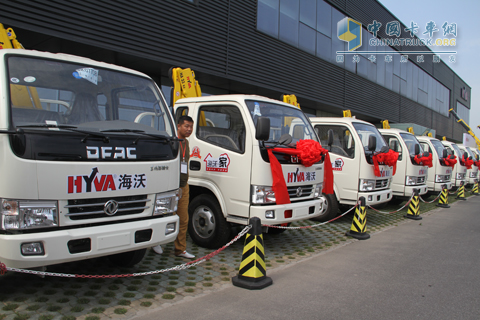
[337,17,362,51]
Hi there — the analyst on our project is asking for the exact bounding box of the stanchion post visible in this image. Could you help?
[456,181,466,200]
[232,217,272,290]
[472,180,479,196]
[405,188,422,220]
[345,196,370,240]
[436,184,450,208]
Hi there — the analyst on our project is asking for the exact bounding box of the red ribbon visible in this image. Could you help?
[475,160,480,168]
[372,149,399,177]
[460,155,474,169]
[267,139,334,205]
[413,153,433,168]
[0,262,6,275]
[443,154,457,169]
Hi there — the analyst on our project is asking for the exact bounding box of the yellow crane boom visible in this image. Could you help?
[449,108,480,149]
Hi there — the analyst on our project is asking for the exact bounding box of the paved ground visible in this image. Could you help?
[135,195,480,320]
[0,191,474,320]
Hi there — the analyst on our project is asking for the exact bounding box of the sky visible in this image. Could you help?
[378,0,480,144]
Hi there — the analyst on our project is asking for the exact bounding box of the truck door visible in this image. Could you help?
[315,124,359,202]
[186,102,252,217]
[382,134,405,193]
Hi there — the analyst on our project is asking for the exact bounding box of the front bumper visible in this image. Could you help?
[250,198,322,226]
[358,189,392,206]
[0,215,179,269]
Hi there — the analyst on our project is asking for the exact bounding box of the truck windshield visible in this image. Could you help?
[430,139,448,157]
[245,100,317,144]
[352,122,387,152]
[451,144,464,158]
[399,133,423,156]
[465,147,476,159]
[7,56,174,136]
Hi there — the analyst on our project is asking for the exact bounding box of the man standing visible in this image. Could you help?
[152,115,195,259]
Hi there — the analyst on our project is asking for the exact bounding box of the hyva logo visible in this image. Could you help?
[338,17,362,51]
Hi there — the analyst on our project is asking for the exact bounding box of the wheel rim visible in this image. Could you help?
[192,205,216,239]
[319,195,328,215]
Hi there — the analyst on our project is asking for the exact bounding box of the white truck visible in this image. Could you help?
[173,95,327,248]
[416,136,453,194]
[0,49,180,269]
[379,128,429,203]
[441,140,468,188]
[457,144,478,186]
[310,116,394,221]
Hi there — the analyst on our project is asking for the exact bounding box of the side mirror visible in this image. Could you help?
[476,154,479,161]
[390,140,398,152]
[414,144,420,155]
[368,135,376,151]
[255,117,270,141]
[464,152,468,160]
[469,156,472,160]
[442,149,448,158]
[327,129,334,147]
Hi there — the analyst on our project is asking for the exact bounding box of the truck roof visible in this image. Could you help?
[0,49,150,79]
[379,128,411,135]
[174,94,299,109]
[308,117,375,126]
[416,136,440,142]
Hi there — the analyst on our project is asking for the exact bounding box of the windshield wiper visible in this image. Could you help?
[100,129,179,144]
[16,124,110,143]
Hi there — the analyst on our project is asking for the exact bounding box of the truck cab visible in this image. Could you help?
[441,140,467,188]
[0,49,180,268]
[310,117,393,221]
[379,128,429,200]
[457,144,478,186]
[416,136,453,193]
[173,95,326,248]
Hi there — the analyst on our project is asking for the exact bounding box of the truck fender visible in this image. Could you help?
[188,177,227,216]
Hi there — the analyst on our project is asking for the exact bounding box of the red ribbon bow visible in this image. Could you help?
[267,139,334,205]
[413,153,433,168]
[443,154,457,169]
[372,149,399,177]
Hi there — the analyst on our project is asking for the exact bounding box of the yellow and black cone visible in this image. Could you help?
[456,181,466,200]
[232,217,272,290]
[405,189,422,220]
[346,197,370,240]
[436,184,450,208]
[472,180,479,196]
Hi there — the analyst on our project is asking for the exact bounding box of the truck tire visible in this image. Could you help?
[310,193,338,222]
[188,195,231,249]
[108,248,147,268]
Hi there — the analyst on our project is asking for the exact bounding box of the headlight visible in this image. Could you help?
[456,173,465,180]
[359,179,375,192]
[405,176,417,186]
[314,183,323,198]
[153,189,179,216]
[1,199,58,230]
[435,174,446,183]
[470,172,477,178]
[252,186,276,204]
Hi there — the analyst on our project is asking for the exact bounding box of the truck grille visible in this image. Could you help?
[65,195,150,220]
[287,185,314,200]
[417,176,426,184]
[375,179,389,190]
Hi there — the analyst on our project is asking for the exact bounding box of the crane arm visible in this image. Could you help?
[449,108,480,149]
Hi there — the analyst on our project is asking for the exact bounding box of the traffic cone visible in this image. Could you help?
[232,217,272,290]
[346,196,370,240]
[456,181,466,200]
[472,180,479,196]
[436,184,450,208]
[405,189,422,220]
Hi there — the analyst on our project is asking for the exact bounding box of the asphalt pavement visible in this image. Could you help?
[133,196,480,320]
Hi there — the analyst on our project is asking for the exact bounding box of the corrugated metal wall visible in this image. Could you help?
[0,0,470,141]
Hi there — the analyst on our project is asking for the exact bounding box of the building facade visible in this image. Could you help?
[0,0,471,141]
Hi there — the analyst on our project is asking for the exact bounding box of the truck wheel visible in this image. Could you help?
[188,195,231,249]
[108,248,146,268]
[310,193,338,222]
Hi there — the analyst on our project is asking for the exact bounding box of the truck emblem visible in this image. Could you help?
[86,146,137,159]
[104,200,119,216]
[296,187,303,197]
[291,156,300,163]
